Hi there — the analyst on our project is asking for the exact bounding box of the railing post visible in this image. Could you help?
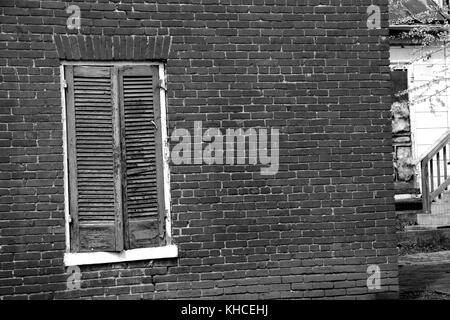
[421,158,431,214]
[437,151,441,199]
[444,145,448,182]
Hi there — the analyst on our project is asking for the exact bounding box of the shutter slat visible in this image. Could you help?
[122,101,154,105]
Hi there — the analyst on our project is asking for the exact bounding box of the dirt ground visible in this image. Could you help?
[400,290,450,300]
[399,250,450,300]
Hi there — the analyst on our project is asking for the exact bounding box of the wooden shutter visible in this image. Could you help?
[66,65,123,252]
[118,65,166,249]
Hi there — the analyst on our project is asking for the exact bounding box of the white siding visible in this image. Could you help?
[391,46,450,160]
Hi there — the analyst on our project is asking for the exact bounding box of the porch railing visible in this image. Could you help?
[419,129,450,213]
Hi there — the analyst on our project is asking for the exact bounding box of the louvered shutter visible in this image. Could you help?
[118,66,166,249]
[66,66,124,252]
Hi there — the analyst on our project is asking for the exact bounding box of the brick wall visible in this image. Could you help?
[0,0,398,299]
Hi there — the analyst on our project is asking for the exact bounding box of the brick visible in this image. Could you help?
[0,0,396,301]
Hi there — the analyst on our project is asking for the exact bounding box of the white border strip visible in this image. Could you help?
[64,245,178,266]
[159,64,172,243]
[60,65,71,253]
[61,61,163,66]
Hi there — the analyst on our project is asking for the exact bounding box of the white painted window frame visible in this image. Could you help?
[60,61,177,266]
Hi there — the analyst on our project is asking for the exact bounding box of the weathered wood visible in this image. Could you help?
[437,151,441,196]
[119,65,164,249]
[430,158,434,193]
[416,129,450,165]
[73,66,110,77]
[67,65,122,252]
[444,145,448,182]
[117,66,130,250]
[153,67,165,247]
[421,159,431,214]
[66,64,168,252]
[111,66,124,252]
[79,223,116,252]
[430,177,450,200]
[128,218,160,248]
[65,65,80,253]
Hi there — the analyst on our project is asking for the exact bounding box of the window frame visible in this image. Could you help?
[61,61,176,266]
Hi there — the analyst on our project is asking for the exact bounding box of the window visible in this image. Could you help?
[391,68,408,104]
[62,63,176,265]
[390,67,413,183]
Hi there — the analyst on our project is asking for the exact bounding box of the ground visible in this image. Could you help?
[399,250,450,299]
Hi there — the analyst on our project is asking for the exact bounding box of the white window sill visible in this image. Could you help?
[64,244,178,266]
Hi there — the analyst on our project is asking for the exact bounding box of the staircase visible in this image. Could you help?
[417,129,450,228]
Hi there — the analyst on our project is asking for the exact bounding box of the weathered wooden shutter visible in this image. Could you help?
[66,65,123,252]
[118,66,166,249]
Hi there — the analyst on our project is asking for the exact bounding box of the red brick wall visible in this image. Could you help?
[0,0,398,299]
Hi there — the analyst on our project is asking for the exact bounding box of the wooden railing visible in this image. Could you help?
[419,129,450,213]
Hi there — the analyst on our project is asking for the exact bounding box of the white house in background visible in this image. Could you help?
[390,0,450,226]
[391,45,450,163]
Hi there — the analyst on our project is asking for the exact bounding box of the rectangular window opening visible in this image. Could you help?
[61,62,176,265]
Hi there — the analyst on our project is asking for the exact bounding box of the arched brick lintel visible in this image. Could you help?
[53,35,171,61]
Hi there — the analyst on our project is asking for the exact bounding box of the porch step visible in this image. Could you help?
[421,191,450,227]
[395,193,422,211]
[417,214,450,227]
[431,202,450,214]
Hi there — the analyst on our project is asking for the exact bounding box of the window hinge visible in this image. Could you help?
[62,80,67,88]
[68,215,72,224]
[165,137,170,152]
[158,79,167,91]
